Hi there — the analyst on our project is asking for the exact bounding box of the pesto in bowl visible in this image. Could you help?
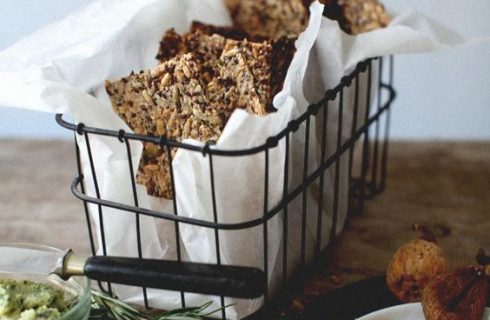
[0,278,69,320]
[0,242,91,320]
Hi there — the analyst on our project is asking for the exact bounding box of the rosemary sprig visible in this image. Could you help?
[89,290,231,320]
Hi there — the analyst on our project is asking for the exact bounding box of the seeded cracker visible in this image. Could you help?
[224,0,309,39]
[208,39,273,117]
[157,22,296,100]
[270,37,296,99]
[157,29,228,83]
[189,21,251,42]
[105,71,155,135]
[156,27,230,67]
[106,53,219,198]
[320,0,391,35]
[155,29,184,63]
[146,54,224,197]
[148,53,221,140]
[109,20,294,198]
[108,38,277,198]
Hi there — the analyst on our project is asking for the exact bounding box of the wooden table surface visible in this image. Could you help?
[285,141,490,316]
[1,139,489,316]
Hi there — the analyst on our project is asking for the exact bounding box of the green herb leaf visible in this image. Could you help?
[89,290,232,320]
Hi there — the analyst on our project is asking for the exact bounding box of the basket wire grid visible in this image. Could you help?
[56,55,396,319]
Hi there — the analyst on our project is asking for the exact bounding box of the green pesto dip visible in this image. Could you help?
[0,279,68,320]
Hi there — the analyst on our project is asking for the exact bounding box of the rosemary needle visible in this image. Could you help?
[89,290,232,320]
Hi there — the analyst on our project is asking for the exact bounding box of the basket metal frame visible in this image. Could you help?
[56,55,396,319]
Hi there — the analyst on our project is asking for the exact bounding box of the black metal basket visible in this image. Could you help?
[56,55,395,319]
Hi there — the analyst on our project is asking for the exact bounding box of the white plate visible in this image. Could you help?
[357,303,490,320]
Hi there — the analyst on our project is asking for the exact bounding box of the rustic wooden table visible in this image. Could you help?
[282,141,490,318]
[1,139,489,317]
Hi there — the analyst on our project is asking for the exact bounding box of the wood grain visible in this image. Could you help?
[0,139,488,306]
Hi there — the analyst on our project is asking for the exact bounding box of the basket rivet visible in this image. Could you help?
[159,136,167,146]
[358,61,367,72]
[308,104,320,116]
[325,89,336,101]
[118,130,125,142]
[342,76,352,87]
[288,120,300,132]
[266,137,278,148]
[76,123,85,135]
[202,143,211,157]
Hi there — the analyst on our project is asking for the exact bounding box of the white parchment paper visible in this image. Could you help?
[0,1,475,318]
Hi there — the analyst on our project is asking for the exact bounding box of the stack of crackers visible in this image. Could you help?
[105,0,391,198]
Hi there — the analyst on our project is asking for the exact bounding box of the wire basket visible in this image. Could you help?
[56,55,396,319]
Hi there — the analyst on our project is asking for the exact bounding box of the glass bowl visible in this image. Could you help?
[0,242,91,320]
